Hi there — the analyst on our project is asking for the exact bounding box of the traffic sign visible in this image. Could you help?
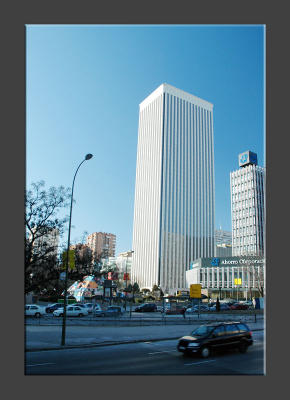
[190,284,202,298]
[59,272,66,281]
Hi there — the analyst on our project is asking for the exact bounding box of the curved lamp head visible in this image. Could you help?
[85,153,93,160]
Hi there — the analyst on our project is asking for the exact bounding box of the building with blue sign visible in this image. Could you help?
[186,255,264,300]
[230,151,265,257]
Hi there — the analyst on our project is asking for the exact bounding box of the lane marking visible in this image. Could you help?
[26,363,56,367]
[184,360,216,366]
[148,350,176,355]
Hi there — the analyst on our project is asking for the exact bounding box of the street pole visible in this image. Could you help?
[124,256,127,312]
[61,154,93,346]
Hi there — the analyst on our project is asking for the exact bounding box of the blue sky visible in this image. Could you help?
[26,25,265,254]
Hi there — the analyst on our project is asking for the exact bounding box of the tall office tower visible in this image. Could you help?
[132,83,215,293]
[87,232,116,260]
[230,151,265,256]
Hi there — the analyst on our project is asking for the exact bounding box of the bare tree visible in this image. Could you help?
[25,181,71,294]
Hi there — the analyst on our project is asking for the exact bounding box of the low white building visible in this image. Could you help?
[186,256,265,300]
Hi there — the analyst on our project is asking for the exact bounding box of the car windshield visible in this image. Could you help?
[191,325,214,337]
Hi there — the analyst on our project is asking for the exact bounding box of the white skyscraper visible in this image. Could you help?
[132,83,215,293]
[230,151,265,256]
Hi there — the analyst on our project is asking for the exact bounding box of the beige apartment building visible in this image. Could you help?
[87,232,116,260]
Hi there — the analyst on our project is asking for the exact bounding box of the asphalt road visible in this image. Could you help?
[25,331,264,375]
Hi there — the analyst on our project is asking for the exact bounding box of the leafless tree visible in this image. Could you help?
[25,181,71,294]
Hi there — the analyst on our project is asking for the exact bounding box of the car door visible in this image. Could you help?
[66,306,74,316]
[224,323,241,348]
[208,325,226,349]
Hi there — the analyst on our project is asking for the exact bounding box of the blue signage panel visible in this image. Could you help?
[239,150,258,167]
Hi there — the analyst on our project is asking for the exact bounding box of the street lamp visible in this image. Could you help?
[61,153,93,346]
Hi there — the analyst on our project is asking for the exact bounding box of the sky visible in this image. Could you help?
[26,25,265,254]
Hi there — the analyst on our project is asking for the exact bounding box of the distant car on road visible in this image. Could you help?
[53,305,89,317]
[135,303,157,312]
[177,321,253,358]
[102,306,123,317]
[45,303,64,313]
[25,305,45,318]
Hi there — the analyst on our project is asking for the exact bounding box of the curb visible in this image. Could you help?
[26,327,264,352]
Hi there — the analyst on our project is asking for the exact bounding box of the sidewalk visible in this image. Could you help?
[26,319,264,352]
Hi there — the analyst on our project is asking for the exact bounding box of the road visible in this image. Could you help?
[25,331,264,375]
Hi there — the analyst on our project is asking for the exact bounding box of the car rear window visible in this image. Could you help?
[225,324,239,334]
[237,323,249,332]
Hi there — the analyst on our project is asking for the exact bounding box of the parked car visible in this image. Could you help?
[135,303,157,312]
[102,306,123,317]
[185,305,209,313]
[45,303,64,313]
[165,306,186,315]
[230,303,249,310]
[53,305,89,317]
[84,303,94,313]
[177,321,253,358]
[209,303,231,311]
[25,304,45,317]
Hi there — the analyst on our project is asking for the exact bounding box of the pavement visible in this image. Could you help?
[26,316,264,352]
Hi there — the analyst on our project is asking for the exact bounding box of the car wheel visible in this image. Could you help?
[78,313,83,317]
[239,342,248,353]
[35,312,41,318]
[201,346,210,358]
[59,313,63,317]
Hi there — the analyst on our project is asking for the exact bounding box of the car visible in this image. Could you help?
[45,303,64,313]
[53,305,89,317]
[185,305,209,313]
[230,303,249,310]
[209,303,231,311]
[165,306,186,315]
[25,304,45,317]
[177,321,253,358]
[84,303,94,313]
[135,303,157,312]
[102,306,123,317]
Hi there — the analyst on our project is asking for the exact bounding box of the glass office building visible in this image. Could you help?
[132,83,215,293]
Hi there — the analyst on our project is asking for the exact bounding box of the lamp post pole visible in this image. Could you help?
[61,154,93,346]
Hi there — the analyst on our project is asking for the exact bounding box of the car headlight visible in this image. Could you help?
[187,342,200,347]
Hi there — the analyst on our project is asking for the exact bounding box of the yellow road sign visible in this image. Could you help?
[234,278,242,285]
[190,284,202,298]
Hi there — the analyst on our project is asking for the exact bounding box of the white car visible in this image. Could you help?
[25,304,45,317]
[53,305,89,317]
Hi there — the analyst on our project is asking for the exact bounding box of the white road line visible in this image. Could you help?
[26,363,56,367]
[184,360,216,366]
[148,350,176,355]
